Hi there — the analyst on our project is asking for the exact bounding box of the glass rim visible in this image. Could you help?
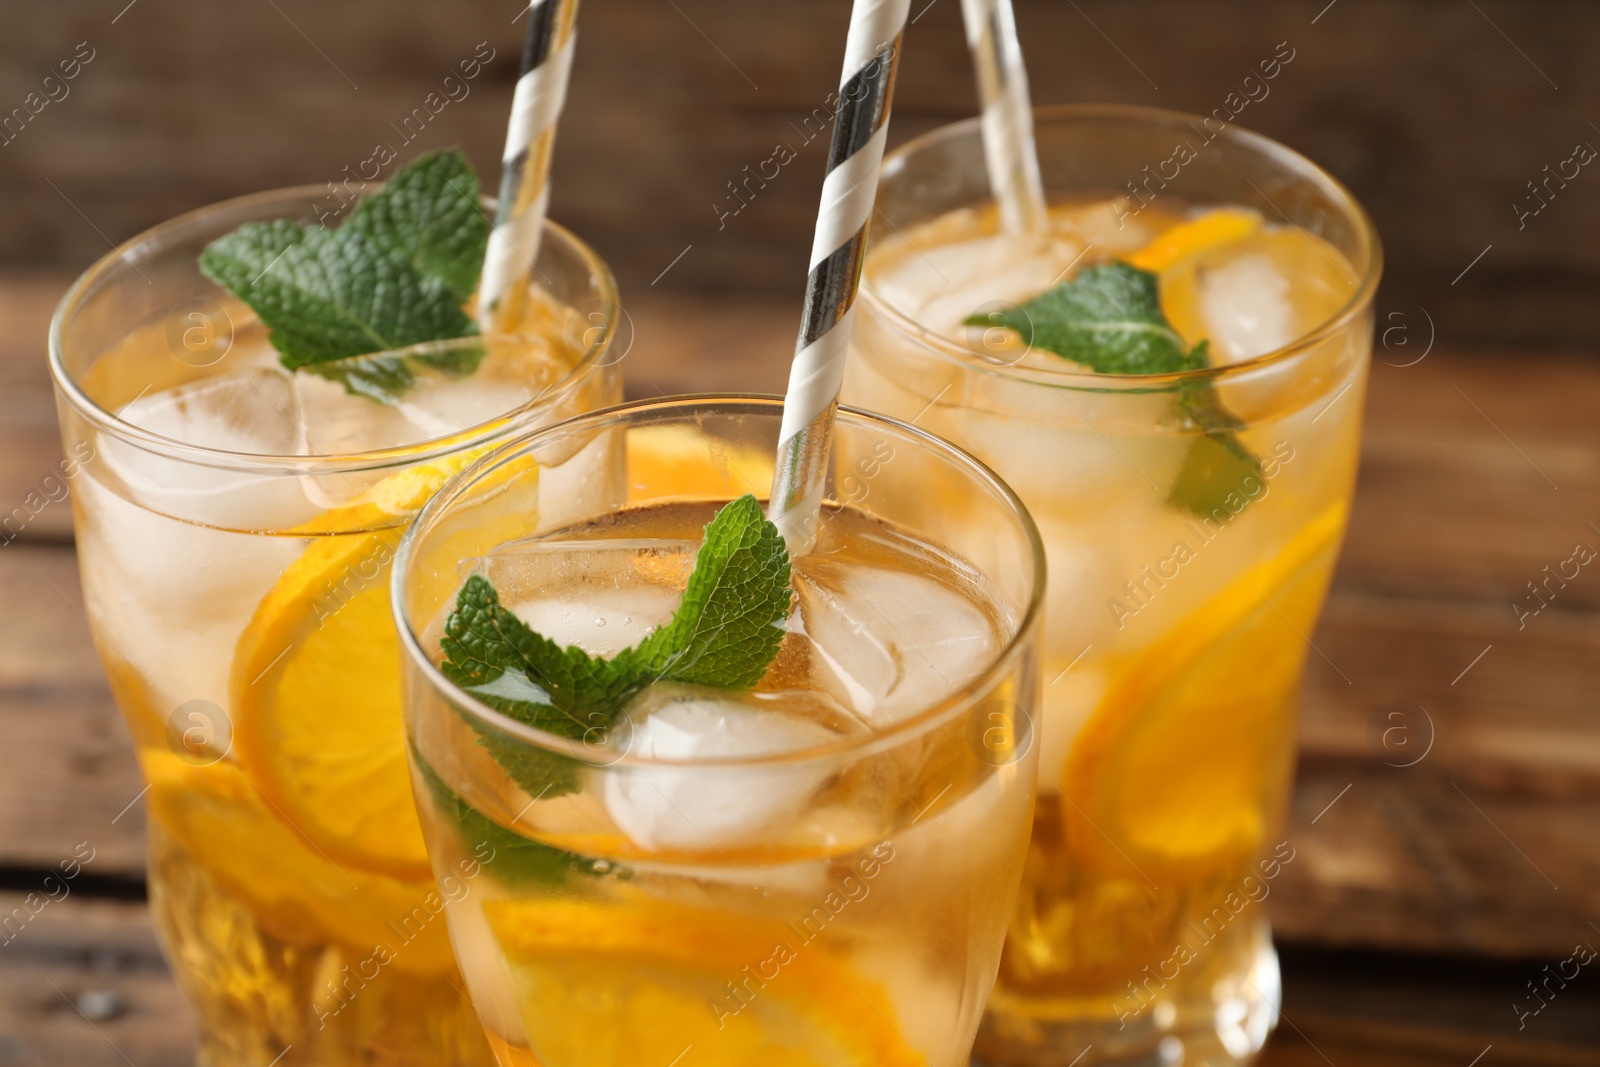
[47,183,620,476]
[392,393,1049,771]
[861,102,1384,391]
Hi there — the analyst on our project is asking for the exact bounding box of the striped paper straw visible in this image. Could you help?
[769,0,912,554]
[960,0,1046,233]
[478,0,580,333]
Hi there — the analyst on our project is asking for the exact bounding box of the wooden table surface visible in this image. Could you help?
[1,273,1596,1065]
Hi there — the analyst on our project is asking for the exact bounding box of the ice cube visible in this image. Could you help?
[1181,229,1359,365]
[294,371,536,457]
[100,368,319,529]
[73,472,304,721]
[487,533,695,655]
[508,586,681,658]
[792,561,996,723]
[294,370,541,509]
[872,229,1083,338]
[603,687,842,851]
[1197,252,1295,362]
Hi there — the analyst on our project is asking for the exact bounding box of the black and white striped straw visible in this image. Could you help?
[960,0,1046,232]
[478,0,580,333]
[769,0,913,554]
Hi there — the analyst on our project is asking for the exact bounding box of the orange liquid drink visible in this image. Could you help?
[393,398,1048,1067]
[49,185,621,1066]
[841,106,1380,1065]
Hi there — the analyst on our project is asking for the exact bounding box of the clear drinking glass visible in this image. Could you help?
[393,396,1047,1067]
[841,105,1381,1066]
[48,187,622,1067]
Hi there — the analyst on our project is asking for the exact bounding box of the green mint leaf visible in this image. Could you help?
[305,342,488,406]
[631,494,792,688]
[198,150,489,387]
[199,222,475,369]
[437,494,793,799]
[963,262,1206,375]
[345,149,487,302]
[412,748,606,888]
[440,572,648,798]
[1166,380,1265,516]
[969,262,1263,517]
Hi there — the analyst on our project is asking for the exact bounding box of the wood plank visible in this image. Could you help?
[0,546,144,875]
[0,274,77,543]
[0,894,195,1067]
[7,895,1596,1066]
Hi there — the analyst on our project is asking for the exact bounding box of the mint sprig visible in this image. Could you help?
[438,495,793,798]
[965,261,1262,516]
[199,149,488,401]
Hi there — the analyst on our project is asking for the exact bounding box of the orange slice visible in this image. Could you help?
[480,897,927,1066]
[626,423,774,503]
[1062,505,1346,884]
[1125,208,1262,274]
[232,452,537,882]
[142,750,455,974]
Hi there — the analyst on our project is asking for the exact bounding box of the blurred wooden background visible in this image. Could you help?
[3,0,1598,349]
[4,3,1600,1064]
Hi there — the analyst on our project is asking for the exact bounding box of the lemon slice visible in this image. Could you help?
[1062,505,1346,884]
[480,897,926,1066]
[142,750,455,974]
[1125,208,1262,274]
[232,452,532,881]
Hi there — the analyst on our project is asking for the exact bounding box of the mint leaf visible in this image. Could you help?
[346,149,487,302]
[1167,383,1264,515]
[968,261,1262,517]
[412,748,605,888]
[632,494,791,687]
[200,221,474,369]
[438,494,793,799]
[198,149,488,382]
[306,344,489,406]
[964,262,1207,375]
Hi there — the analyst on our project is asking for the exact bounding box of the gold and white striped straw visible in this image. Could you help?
[478,0,580,333]
[769,0,912,554]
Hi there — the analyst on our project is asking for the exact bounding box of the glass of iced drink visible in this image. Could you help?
[841,105,1381,1065]
[48,184,621,1065]
[393,396,1047,1067]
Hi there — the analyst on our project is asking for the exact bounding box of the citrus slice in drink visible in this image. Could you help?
[1125,208,1262,274]
[232,451,536,881]
[626,423,775,502]
[479,897,926,1066]
[1061,504,1346,884]
[141,749,455,974]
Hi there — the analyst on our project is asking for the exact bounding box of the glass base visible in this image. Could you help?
[972,923,1281,1067]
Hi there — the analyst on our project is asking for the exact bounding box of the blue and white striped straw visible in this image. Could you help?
[478,0,580,333]
[960,0,1046,233]
[769,0,913,554]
